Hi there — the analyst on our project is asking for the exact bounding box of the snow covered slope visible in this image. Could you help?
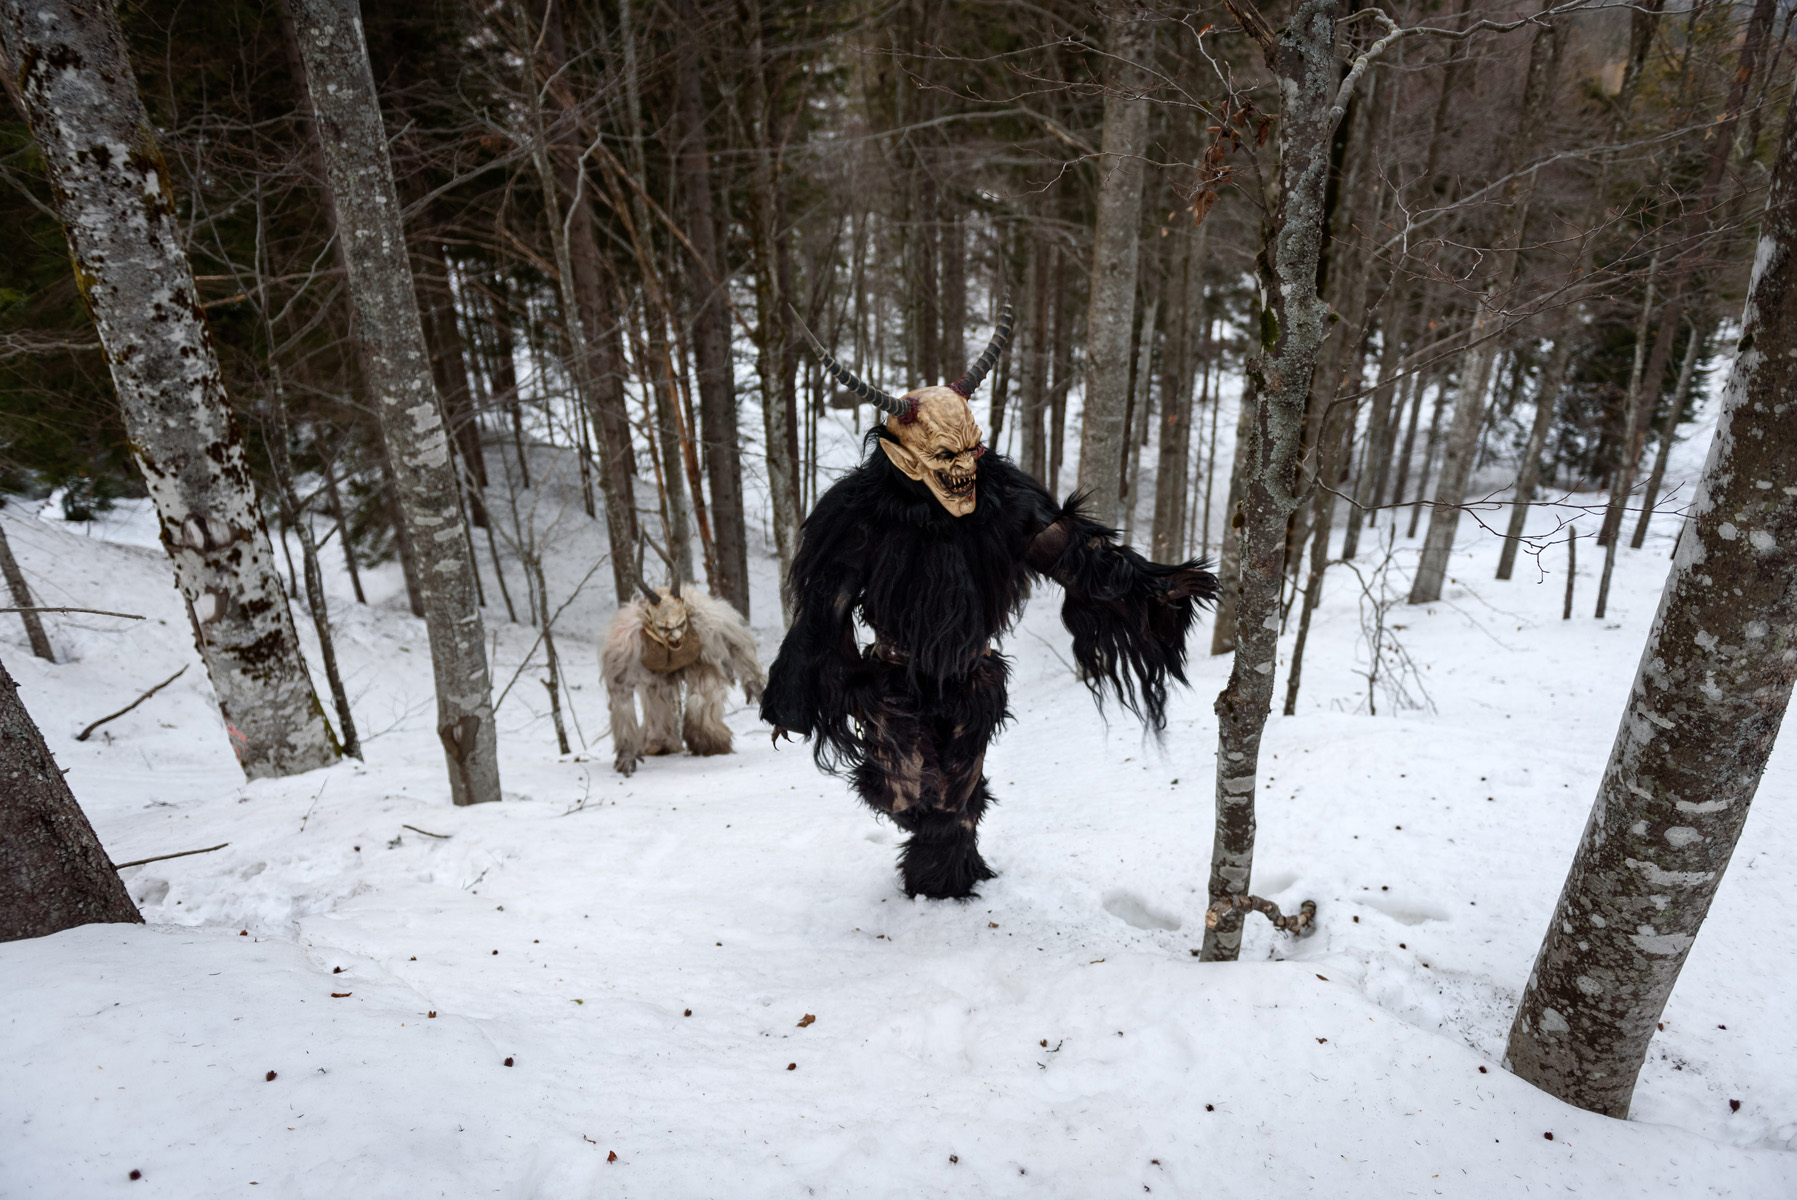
[2,418,1795,1197]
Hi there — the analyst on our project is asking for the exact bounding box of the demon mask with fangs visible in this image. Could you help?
[795,299,1013,517]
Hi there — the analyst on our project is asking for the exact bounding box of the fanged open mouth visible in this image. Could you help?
[936,469,976,499]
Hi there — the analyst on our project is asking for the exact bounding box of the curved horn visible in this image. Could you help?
[790,305,911,419]
[630,540,661,604]
[948,296,1014,398]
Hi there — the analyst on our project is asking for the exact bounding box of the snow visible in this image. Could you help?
[4,382,1796,1197]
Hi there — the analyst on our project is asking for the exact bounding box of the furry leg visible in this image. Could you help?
[681,664,734,756]
[606,679,643,776]
[640,675,683,756]
[890,782,994,900]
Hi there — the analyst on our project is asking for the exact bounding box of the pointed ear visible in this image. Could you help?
[879,434,927,481]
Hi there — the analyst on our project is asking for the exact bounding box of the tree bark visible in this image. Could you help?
[675,0,748,616]
[742,0,801,586]
[1630,321,1704,548]
[1047,251,1075,493]
[1494,337,1573,580]
[1152,222,1199,560]
[1018,237,1052,483]
[1505,101,1797,1116]
[1122,295,1158,545]
[1203,0,1345,962]
[2,0,339,778]
[286,0,498,805]
[321,458,366,605]
[1209,372,1258,656]
[0,651,140,942]
[1075,2,1153,526]
[1410,4,1560,602]
[1603,0,1777,554]
[267,394,360,760]
[0,511,52,661]
[532,4,642,607]
[942,211,966,380]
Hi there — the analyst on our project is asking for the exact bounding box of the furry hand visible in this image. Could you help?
[1161,566,1219,604]
[771,727,796,749]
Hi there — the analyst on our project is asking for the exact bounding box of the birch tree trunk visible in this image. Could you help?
[1075,2,1153,526]
[0,651,140,942]
[1505,103,1797,1116]
[1203,0,1345,962]
[285,0,499,806]
[1,0,338,778]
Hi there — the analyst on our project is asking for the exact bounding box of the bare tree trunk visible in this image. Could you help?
[2,0,338,778]
[1203,0,1346,962]
[1606,0,1777,544]
[1406,378,1448,539]
[1410,3,1561,602]
[1122,296,1159,545]
[1209,372,1258,655]
[1387,370,1426,530]
[743,0,801,585]
[1048,252,1075,493]
[1152,224,1198,559]
[675,0,748,616]
[417,236,488,514]
[286,0,498,805]
[0,512,52,661]
[321,459,366,605]
[528,557,570,757]
[1019,238,1052,483]
[1075,2,1153,526]
[1496,337,1574,579]
[1506,103,1797,1116]
[1409,338,1497,602]
[942,211,966,381]
[0,652,140,942]
[1631,321,1704,548]
[266,396,360,760]
[1342,279,1409,560]
[531,5,642,607]
[1201,345,1221,555]
[1593,250,1662,617]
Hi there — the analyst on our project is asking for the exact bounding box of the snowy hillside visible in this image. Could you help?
[3,397,1796,1198]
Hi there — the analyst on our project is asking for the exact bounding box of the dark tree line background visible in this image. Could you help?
[2,0,1777,641]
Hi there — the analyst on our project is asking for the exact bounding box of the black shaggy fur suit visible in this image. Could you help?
[760,435,1217,899]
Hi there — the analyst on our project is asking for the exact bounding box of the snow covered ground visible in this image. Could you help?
[4,386,1796,1198]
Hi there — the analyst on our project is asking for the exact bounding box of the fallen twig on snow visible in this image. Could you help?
[0,605,144,619]
[1204,895,1317,937]
[401,824,451,839]
[75,665,188,741]
[112,842,229,870]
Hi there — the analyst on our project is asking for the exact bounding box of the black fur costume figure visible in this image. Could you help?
[761,306,1218,899]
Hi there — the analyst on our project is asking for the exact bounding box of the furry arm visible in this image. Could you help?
[1024,491,1218,730]
[759,491,870,768]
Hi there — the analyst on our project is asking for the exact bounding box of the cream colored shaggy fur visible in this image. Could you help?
[601,591,765,776]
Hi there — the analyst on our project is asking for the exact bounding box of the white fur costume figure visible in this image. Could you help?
[601,573,765,776]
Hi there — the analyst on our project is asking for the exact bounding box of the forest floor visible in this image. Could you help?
[4,393,1796,1198]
